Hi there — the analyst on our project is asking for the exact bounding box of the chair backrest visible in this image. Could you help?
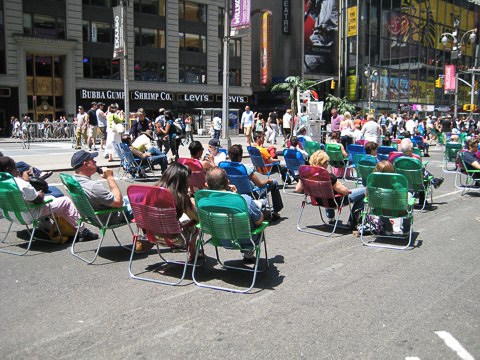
[218,148,228,156]
[194,190,253,249]
[127,185,181,243]
[356,140,367,146]
[113,142,125,162]
[283,149,305,175]
[0,172,35,224]
[59,173,102,227]
[247,146,267,172]
[445,142,463,161]
[325,143,345,168]
[456,150,468,173]
[304,141,322,156]
[297,136,306,149]
[346,144,366,163]
[366,172,409,216]
[412,147,422,158]
[393,157,424,192]
[298,165,337,208]
[355,155,378,186]
[377,146,396,161]
[177,158,206,191]
[438,133,445,145]
[413,135,424,146]
[218,161,254,195]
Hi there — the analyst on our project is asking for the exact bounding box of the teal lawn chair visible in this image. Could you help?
[355,154,378,187]
[394,157,432,211]
[0,172,62,255]
[193,190,269,293]
[325,143,347,176]
[442,142,463,173]
[304,141,322,157]
[412,147,422,158]
[60,173,133,264]
[455,151,480,194]
[361,173,415,250]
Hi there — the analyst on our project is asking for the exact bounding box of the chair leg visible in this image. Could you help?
[0,221,34,256]
[70,223,106,264]
[128,235,190,286]
[192,232,265,293]
[361,213,414,250]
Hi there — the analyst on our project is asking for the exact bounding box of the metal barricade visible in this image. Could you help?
[18,122,76,147]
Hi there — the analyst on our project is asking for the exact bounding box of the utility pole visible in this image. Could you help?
[221,0,231,147]
[122,0,129,129]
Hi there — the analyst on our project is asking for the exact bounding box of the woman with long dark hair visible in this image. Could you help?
[136,162,199,260]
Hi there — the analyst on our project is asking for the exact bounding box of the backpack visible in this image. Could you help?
[173,119,186,139]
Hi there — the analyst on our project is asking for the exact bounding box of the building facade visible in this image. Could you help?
[340,0,480,115]
[0,0,252,135]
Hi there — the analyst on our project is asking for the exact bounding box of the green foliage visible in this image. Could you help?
[324,94,356,115]
[271,76,317,113]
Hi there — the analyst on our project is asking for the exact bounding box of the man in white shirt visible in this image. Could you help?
[201,138,227,171]
[0,156,98,241]
[282,109,292,146]
[240,105,254,146]
[361,115,382,144]
[96,102,107,150]
[405,117,416,135]
[75,106,89,149]
[212,113,222,140]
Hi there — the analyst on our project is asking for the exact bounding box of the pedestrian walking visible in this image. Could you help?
[184,115,194,144]
[212,112,222,140]
[87,102,98,150]
[282,109,292,146]
[75,106,88,149]
[240,105,254,146]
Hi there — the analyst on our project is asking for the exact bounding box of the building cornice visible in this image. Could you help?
[14,35,78,51]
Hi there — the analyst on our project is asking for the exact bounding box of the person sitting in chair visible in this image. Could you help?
[123,130,168,172]
[188,140,205,162]
[0,156,98,241]
[463,138,480,183]
[72,150,133,225]
[228,144,283,221]
[205,166,264,264]
[201,138,226,171]
[295,150,365,228]
[252,132,289,183]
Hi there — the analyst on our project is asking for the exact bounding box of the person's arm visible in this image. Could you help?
[101,169,123,208]
[32,190,45,204]
[341,144,347,158]
[470,160,480,170]
[249,172,272,188]
[333,180,350,196]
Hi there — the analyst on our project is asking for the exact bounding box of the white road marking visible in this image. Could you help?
[405,357,421,360]
[434,189,463,200]
[435,331,474,360]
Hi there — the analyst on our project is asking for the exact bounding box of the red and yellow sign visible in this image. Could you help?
[260,11,272,85]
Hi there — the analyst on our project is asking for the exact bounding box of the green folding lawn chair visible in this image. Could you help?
[325,143,347,176]
[394,157,432,211]
[304,141,322,157]
[455,151,480,195]
[361,173,415,250]
[442,142,463,173]
[60,173,133,264]
[437,132,445,149]
[413,147,422,158]
[0,172,62,255]
[355,154,377,187]
[192,190,269,293]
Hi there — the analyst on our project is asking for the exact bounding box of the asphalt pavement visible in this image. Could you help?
[0,138,479,359]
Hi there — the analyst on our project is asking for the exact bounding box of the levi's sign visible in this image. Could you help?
[178,93,214,102]
[215,95,248,103]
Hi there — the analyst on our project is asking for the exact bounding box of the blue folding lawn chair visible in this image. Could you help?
[282,149,304,194]
[247,146,282,182]
[377,146,396,161]
[345,144,366,181]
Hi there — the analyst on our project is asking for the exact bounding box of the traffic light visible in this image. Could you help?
[463,104,478,111]
[435,78,442,88]
[330,80,335,89]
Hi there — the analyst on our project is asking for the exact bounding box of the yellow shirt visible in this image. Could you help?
[131,134,151,152]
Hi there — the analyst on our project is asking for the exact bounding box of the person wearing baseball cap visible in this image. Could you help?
[0,155,98,242]
[129,108,150,140]
[201,138,226,171]
[72,150,133,224]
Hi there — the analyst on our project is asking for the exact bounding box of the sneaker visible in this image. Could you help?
[39,171,53,180]
[327,218,336,225]
[78,228,99,242]
[92,146,98,151]
[432,177,444,189]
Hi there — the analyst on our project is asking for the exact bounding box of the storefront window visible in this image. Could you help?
[179,65,206,84]
[179,1,206,23]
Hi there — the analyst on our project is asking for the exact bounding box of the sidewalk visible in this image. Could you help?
[0,134,288,172]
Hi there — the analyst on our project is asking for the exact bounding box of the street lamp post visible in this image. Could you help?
[221,0,230,146]
[364,65,378,113]
[441,23,477,118]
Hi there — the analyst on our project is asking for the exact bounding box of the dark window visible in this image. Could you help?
[35,56,52,76]
[84,57,119,79]
[83,21,111,43]
[83,0,119,6]
[179,65,206,84]
[179,32,206,53]
[229,68,241,86]
[229,39,241,57]
[23,13,66,39]
[179,1,206,23]
[134,61,166,81]
[134,0,165,16]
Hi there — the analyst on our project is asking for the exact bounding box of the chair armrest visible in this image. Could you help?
[94,207,126,215]
[252,221,269,235]
[364,196,369,204]
[408,197,415,206]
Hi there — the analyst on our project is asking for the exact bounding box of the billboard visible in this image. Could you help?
[112,5,124,59]
[347,6,357,37]
[231,0,251,29]
[304,0,338,75]
[260,12,272,85]
[444,65,456,91]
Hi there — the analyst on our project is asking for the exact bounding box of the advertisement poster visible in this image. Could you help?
[389,77,399,100]
[304,0,338,75]
[399,78,409,100]
[347,75,357,101]
[380,76,389,100]
[112,5,124,58]
[260,12,272,85]
[231,0,251,29]
[444,65,456,91]
[347,6,357,37]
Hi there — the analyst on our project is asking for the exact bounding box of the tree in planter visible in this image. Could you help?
[271,76,317,114]
[323,94,356,116]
